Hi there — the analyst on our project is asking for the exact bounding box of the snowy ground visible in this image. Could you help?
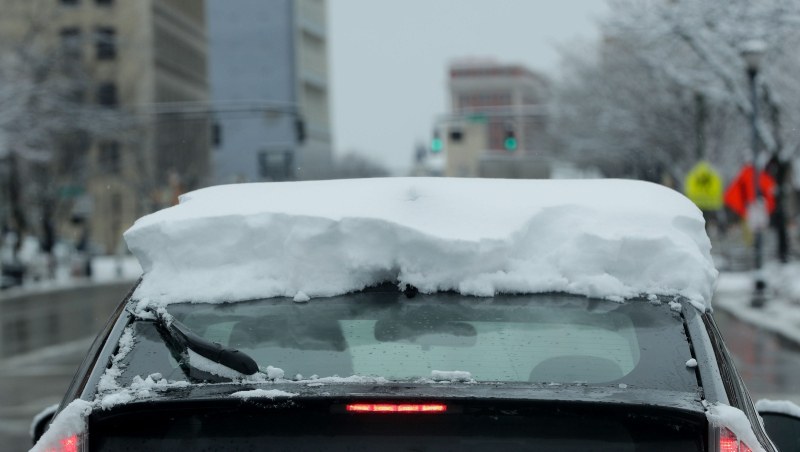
[90,255,143,282]
[715,262,800,345]
[1,255,141,297]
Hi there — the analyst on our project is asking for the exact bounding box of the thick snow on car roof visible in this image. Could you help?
[124,178,717,310]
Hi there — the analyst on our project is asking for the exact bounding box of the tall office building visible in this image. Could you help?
[207,0,333,183]
[0,0,210,253]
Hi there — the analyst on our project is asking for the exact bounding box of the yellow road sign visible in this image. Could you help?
[684,161,723,211]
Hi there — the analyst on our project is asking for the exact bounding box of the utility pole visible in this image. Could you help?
[694,92,707,161]
[741,41,767,307]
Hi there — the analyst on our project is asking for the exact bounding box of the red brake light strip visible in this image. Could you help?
[346,403,447,413]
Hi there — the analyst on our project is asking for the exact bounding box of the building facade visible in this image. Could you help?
[0,0,210,254]
[207,0,333,184]
[443,59,550,178]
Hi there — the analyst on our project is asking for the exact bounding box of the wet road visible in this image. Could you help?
[0,337,93,452]
[714,309,800,404]
[0,282,131,452]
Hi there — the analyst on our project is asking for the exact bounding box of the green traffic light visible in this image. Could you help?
[431,138,443,153]
[504,137,517,151]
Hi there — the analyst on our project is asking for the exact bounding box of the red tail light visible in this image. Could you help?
[346,403,447,413]
[719,427,754,452]
[44,434,79,452]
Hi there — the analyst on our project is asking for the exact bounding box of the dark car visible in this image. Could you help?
[28,178,800,451]
[29,284,800,451]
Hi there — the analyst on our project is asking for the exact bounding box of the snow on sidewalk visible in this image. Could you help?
[715,262,800,345]
[90,255,142,283]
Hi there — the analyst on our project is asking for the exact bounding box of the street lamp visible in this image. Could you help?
[740,40,767,307]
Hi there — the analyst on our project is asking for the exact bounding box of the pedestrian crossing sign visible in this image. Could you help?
[684,161,723,211]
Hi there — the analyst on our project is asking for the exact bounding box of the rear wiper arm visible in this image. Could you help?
[144,308,259,378]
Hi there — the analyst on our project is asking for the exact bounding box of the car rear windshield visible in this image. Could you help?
[120,291,699,392]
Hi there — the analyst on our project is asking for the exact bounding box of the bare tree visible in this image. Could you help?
[554,0,800,180]
[0,0,131,262]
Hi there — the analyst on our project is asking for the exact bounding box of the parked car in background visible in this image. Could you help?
[30,178,800,451]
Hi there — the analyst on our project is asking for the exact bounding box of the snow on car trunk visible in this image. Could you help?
[124,178,717,310]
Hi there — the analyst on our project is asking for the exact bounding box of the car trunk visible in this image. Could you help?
[87,397,709,451]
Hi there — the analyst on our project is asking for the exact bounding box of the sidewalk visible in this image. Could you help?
[2,255,141,298]
[715,262,800,345]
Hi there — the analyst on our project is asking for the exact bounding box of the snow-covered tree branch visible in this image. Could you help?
[554,0,800,180]
[0,0,134,259]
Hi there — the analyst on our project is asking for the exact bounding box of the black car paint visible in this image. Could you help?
[39,285,779,451]
[88,398,709,451]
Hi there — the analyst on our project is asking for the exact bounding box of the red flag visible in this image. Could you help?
[723,164,776,218]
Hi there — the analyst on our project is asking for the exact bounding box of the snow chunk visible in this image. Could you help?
[755,399,800,418]
[293,291,310,303]
[431,370,473,382]
[129,374,190,398]
[187,348,246,380]
[116,327,135,359]
[134,298,156,319]
[705,403,765,452]
[293,375,389,385]
[669,301,682,312]
[98,391,133,410]
[265,365,285,380]
[686,358,698,368]
[98,375,190,410]
[97,326,135,393]
[31,399,92,452]
[231,389,298,400]
[125,178,717,309]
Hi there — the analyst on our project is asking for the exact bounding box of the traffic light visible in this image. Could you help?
[503,125,517,151]
[431,131,443,153]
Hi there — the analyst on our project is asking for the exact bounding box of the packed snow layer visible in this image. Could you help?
[187,349,247,380]
[431,370,473,382]
[755,399,800,417]
[125,178,717,309]
[231,389,298,400]
[30,399,92,452]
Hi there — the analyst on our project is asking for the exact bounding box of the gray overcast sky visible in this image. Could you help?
[328,0,609,174]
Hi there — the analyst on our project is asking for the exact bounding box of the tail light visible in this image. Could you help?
[718,427,753,452]
[43,434,81,452]
[346,403,447,413]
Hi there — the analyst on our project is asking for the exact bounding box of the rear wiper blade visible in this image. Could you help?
[144,308,259,378]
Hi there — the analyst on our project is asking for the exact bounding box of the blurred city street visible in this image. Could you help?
[2,0,800,450]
